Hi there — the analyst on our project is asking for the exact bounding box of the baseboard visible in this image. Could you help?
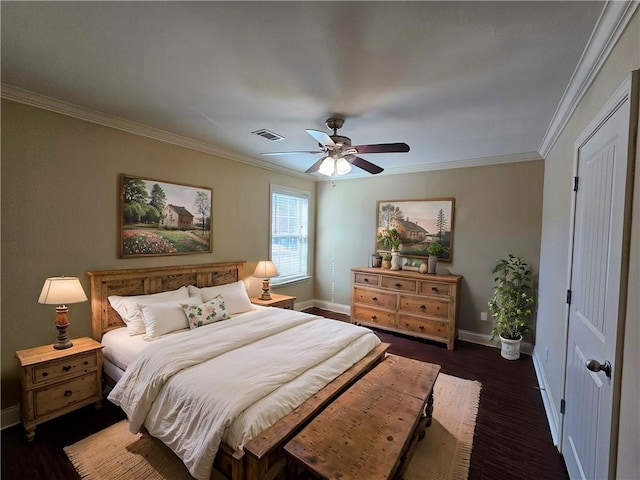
[311,300,350,315]
[1,404,21,430]
[458,329,533,355]
[532,348,561,447]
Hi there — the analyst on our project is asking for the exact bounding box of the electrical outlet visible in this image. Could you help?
[480,311,488,321]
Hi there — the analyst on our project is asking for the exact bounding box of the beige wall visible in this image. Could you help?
[0,100,316,408]
[536,10,638,479]
[313,160,544,336]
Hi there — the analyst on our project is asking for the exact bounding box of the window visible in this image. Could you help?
[270,185,309,284]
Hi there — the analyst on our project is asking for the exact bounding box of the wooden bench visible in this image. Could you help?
[283,355,441,480]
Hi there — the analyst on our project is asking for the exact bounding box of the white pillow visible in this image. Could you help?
[108,286,189,335]
[140,295,203,339]
[187,281,253,315]
[182,295,231,329]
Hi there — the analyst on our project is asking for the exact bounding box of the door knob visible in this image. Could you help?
[585,359,612,378]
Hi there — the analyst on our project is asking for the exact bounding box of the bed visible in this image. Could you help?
[88,262,388,480]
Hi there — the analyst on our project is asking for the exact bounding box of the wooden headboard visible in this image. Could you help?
[88,261,245,340]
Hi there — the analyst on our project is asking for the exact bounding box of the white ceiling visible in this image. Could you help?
[1,1,605,178]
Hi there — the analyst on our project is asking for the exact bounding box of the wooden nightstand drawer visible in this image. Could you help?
[250,293,296,310]
[30,352,97,386]
[35,371,99,417]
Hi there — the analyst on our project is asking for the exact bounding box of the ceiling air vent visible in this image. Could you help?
[252,129,284,142]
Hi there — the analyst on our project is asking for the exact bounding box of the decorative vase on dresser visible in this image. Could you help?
[350,267,462,350]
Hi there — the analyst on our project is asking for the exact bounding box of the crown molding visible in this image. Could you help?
[0,84,310,180]
[538,1,639,158]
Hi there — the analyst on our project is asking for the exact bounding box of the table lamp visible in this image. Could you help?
[38,277,88,349]
[253,261,279,300]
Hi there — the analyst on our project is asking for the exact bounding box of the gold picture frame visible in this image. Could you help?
[376,198,455,263]
[119,174,212,258]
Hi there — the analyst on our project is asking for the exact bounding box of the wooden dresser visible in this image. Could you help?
[351,267,462,350]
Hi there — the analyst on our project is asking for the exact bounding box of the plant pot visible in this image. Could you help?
[499,335,522,360]
[372,256,382,268]
[382,260,392,269]
[390,251,402,271]
[428,255,438,274]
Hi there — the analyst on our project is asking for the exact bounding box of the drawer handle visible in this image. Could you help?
[419,325,425,330]
[395,283,402,288]
[41,372,48,377]
[64,390,72,397]
[372,296,378,301]
[83,361,89,366]
[62,365,72,372]
[364,278,369,283]
[420,304,427,310]
[432,286,439,292]
[371,315,377,320]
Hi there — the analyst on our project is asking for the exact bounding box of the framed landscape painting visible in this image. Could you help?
[119,174,212,257]
[376,198,455,262]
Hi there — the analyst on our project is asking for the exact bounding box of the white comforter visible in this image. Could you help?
[108,308,380,480]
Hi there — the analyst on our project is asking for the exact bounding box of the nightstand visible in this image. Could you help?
[250,293,296,310]
[15,337,104,441]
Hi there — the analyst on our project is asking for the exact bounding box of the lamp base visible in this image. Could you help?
[54,306,73,350]
[260,278,272,301]
[54,323,73,349]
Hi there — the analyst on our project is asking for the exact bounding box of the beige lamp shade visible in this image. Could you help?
[38,277,88,305]
[253,261,279,279]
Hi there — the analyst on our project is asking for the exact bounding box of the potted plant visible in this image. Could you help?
[377,228,402,252]
[381,252,393,269]
[426,241,444,274]
[372,252,382,268]
[488,254,535,360]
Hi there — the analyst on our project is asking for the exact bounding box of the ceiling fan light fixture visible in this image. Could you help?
[335,157,352,175]
[318,157,336,176]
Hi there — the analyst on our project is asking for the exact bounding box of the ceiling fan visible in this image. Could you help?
[261,117,410,176]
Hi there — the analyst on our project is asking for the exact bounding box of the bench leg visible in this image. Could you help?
[424,390,435,429]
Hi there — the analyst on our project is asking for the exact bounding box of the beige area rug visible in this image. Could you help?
[65,373,481,480]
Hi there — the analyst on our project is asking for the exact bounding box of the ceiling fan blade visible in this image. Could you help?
[261,150,324,156]
[352,142,410,154]
[347,155,384,174]
[306,129,335,146]
[305,157,326,174]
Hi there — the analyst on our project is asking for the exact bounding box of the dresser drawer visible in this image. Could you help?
[418,280,452,297]
[353,287,396,310]
[380,276,416,293]
[399,294,452,320]
[30,352,97,386]
[34,371,99,417]
[353,305,396,329]
[398,315,449,338]
[354,273,380,287]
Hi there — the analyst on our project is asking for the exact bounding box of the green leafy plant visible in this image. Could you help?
[382,252,393,261]
[488,254,535,340]
[377,228,402,251]
[372,252,382,259]
[426,241,444,256]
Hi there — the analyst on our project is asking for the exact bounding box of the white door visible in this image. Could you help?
[562,76,636,480]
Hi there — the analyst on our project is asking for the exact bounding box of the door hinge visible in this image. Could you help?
[573,176,579,192]
[560,398,566,414]
[566,289,572,305]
